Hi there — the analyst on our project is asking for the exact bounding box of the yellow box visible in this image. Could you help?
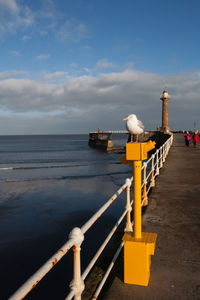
[123,232,157,286]
[146,140,156,152]
[126,143,147,161]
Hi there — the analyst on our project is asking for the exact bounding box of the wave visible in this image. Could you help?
[0,161,121,171]
[0,164,88,170]
[0,170,131,183]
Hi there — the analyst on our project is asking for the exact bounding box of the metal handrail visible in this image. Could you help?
[9,134,173,300]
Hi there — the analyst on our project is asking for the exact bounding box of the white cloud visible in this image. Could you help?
[39,30,48,36]
[42,71,68,82]
[57,18,89,42]
[0,70,27,80]
[0,69,200,132]
[0,0,90,48]
[0,0,35,36]
[35,54,51,60]
[9,50,20,56]
[0,0,19,14]
[96,59,117,70]
[69,63,79,68]
[22,35,31,41]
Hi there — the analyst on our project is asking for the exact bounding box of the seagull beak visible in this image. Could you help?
[123,117,128,120]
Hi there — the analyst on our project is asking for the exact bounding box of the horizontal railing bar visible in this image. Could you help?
[89,131,129,134]
[147,185,152,194]
[146,170,152,181]
[146,156,152,165]
[65,290,74,300]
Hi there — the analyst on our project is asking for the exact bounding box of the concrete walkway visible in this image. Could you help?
[101,133,200,300]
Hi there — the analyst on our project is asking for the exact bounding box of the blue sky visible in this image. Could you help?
[1,0,200,134]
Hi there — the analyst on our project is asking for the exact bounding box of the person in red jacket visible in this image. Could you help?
[192,131,199,147]
[184,131,191,146]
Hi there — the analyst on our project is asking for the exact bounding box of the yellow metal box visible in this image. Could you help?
[126,142,147,161]
[123,232,157,286]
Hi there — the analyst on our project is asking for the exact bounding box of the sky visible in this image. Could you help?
[1,0,200,134]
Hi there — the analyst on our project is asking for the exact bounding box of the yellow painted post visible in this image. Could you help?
[142,163,148,206]
[123,141,157,287]
[133,160,142,239]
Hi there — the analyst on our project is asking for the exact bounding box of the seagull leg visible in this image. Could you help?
[136,134,138,142]
[131,134,133,142]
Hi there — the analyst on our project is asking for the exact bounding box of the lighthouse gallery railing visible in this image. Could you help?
[9,135,173,300]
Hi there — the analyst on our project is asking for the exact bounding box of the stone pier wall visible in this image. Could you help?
[88,131,171,152]
[88,132,114,151]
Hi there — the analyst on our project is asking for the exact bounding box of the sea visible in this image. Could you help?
[0,134,132,299]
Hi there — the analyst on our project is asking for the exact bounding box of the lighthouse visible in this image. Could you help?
[160,90,171,133]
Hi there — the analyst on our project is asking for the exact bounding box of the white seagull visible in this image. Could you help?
[123,114,144,142]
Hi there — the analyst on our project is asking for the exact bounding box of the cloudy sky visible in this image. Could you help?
[1,0,200,134]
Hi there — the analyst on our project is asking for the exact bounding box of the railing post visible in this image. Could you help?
[125,178,133,232]
[69,228,85,300]
[160,147,163,168]
[162,145,165,163]
[150,154,155,187]
[166,141,169,156]
[155,150,159,176]
[142,162,148,206]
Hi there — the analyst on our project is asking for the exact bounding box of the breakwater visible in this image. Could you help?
[88,131,171,152]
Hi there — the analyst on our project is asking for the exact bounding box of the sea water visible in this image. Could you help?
[0,134,131,299]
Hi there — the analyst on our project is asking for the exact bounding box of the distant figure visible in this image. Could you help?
[184,131,191,147]
[192,131,199,147]
[157,125,160,131]
[123,114,144,142]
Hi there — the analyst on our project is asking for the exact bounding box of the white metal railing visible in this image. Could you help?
[9,134,173,300]
[90,130,129,134]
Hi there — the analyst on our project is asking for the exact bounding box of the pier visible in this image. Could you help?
[88,130,128,151]
[88,130,169,152]
[101,133,200,299]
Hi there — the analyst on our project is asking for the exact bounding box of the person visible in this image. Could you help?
[192,131,199,147]
[184,131,191,147]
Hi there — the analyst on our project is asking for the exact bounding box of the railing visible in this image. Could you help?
[9,135,173,300]
[90,130,129,134]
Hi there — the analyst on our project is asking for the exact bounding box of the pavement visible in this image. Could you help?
[100,133,200,300]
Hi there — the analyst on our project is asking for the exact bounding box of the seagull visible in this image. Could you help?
[123,114,144,142]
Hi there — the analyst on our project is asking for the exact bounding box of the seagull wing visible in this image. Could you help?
[137,120,144,130]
